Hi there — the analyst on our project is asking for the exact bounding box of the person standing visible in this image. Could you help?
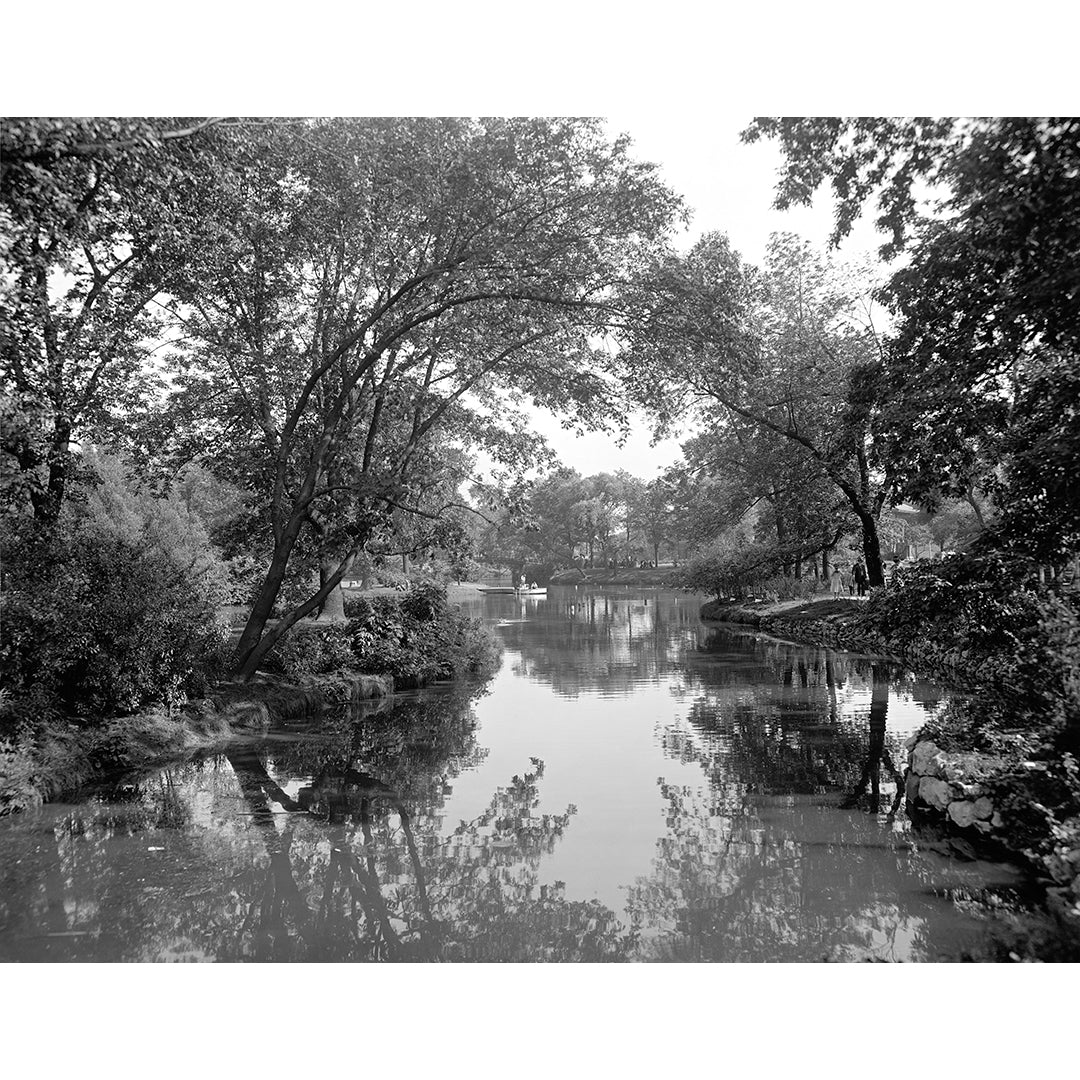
[853,559,868,597]
[830,565,844,598]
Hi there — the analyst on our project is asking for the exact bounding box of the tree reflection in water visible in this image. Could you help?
[0,685,633,962]
[626,642,973,961]
[493,590,702,696]
[0,593,1019,963]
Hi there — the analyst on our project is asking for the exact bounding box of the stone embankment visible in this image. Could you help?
[903,735,1005,843]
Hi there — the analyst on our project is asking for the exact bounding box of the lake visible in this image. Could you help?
[0,586,1030,961]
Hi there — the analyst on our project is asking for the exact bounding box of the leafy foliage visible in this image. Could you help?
[622,232,895,585]
[0,521,229,721]
[267,584,499,690]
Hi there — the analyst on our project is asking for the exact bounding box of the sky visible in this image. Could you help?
[526,113,889,481]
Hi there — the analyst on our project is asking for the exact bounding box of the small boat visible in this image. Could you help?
[477,586,547,597]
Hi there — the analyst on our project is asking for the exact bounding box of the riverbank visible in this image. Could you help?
[549,566,680,587]
[701,593,1080,947]
[0,672,395,816]
[699,595,995,690]
[2,581,501,815]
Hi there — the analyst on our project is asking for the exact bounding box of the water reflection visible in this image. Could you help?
[0,589,1031,962]
[479,589,701,696]
[0,690,629,961]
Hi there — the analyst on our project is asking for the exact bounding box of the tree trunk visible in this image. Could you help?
[232,527,303,674]
[234,556,354,680]
[317,556,349,621]
[855,507,886,588]
[26,417,72,522]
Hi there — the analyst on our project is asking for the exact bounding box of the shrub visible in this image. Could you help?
[268,583,498,689]
[1,518,230,723]
[343,584,498,688]
[679,535,783,596]
[756,574,819,601]
[400,580,449,622]
[275,624,355,682]
[856,552,1059,693]
[867,551,1080,892]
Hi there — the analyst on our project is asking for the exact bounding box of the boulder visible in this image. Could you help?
[947,800,978,828]
[918,776,953,811]
[912,741,944,777]
[972,796,994,820]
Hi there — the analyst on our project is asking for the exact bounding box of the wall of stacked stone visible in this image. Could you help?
[904,736,1004,837]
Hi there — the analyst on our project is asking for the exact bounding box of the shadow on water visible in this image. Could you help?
[0,588,1042,962]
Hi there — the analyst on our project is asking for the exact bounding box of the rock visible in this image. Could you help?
[902,733,919,752]
[948,800,978,828]
[990,811,1004,829]
[912,741,943,777]
[973,819,992,834]
[919,776,953,811]
[972,796,994,820]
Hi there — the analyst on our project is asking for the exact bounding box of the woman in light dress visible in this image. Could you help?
[830,565,845,597]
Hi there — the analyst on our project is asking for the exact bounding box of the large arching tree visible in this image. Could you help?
[623,232,894,585]
[742,116,1080,564]
[155,118,682,678]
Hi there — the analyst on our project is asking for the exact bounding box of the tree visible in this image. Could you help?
[0,118,239,521]
[623,231,895,585]
[678,418,853,581]
[152,118,681,679]
[631,476,677,567]
[743,117,1080,564]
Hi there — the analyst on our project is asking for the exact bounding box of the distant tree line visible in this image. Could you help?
[469,467,689,580]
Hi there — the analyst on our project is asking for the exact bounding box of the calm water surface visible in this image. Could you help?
[0,587,1028,962]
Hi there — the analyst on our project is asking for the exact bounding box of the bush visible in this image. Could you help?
[268,583,498,689]
[679,535,782,596]
[275,624,355,682]
[1,521,230,722]
[856,552,1066,702]
[756,574,820,601]
[865,550,1080,893]
[344,584,498,688]
[400,580,449,622]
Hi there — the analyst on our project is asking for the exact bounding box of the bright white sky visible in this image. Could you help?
[527,113,889,481]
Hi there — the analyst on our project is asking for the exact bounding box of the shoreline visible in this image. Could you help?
[700,594,1080,944]
[0,672,394,816]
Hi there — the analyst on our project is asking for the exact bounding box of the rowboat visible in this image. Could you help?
[477,586,548,597]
